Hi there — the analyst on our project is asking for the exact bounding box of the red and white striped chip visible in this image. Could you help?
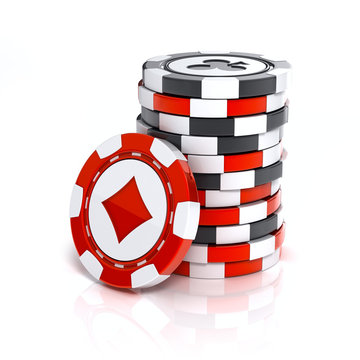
[187,142,282,173]
[199,189,281,226]
[175,248,282,279]
[139,82,287,118]
[198,179,281,208]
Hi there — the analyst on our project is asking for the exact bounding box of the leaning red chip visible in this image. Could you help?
[70,133,200,289]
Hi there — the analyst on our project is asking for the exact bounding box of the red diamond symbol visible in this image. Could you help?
[102,177,153,244]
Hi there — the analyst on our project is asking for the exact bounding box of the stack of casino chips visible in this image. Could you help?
[137,52,291,279]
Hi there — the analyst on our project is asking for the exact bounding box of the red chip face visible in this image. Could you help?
[70,133,200,289]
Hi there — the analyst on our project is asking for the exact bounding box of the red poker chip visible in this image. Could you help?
[70,133,200,289]
[175,248,283,279]
[199,189,281,226]
[138,82,287,118]
[198,180,281,207]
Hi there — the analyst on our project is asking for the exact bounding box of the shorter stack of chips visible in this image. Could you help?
[137,52,291,279]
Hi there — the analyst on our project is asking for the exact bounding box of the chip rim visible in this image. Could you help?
[199,189,281,226]
[70,133,200,288]
[174,247,282,278]
[143,52,291,99]
[186,142,283,174]
[193,160,283,190]
[138,82,288,118]
[183,223,285,264]
[140,104,289,137]
[198,179,281,208]
[194,206,283,245]
[137,116,284,155]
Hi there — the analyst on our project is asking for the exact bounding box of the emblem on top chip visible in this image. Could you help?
[143,51,291,99]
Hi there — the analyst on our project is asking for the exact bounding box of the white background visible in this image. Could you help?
[1,0,359,359]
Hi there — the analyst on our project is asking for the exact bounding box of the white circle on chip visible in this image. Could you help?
[89,159,167,261]
[167,56,268,77]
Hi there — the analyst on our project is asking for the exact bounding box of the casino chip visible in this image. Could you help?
[70,133,200,288]
[137,117,284,155]
[194,206,283,245]
[139,82,288,118]
[194,161,283,190]
[175,248,282,279]
[199,189,281,226]
[198,179,281,208]
[184,224,285,264]
[186,142,282,174]
[142,52,291,99]
[141,105,289,137]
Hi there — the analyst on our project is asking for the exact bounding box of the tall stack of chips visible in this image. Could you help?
[137,52,291,279]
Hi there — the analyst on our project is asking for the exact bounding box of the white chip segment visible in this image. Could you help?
[249,234,276,260]
[266,92,287,112]
[143,68,168,93]
[202,77,239,99]
[70,184,83,218]
[271,178,281,194]
[269,68,291,93]
[239,200,268,224]
[159,113,190,135]
[190,262,225,279]
[96,134,122,159]
[182,135,218,155]
[204,189,241,208]
[131,264,169,288]
[190,98,227,118]
[173,201,200,240]
[216,223,251,244]
[262,248,280,270]
[234,113,267,136]
[184,244,209,263]
[138,85,154,110]
[150,138,177,168]
[187,155,225,174]
[277,208,284,227]
[263,142,282,167]
[156,138,187,162]
[80,250,103,280]
[258,126,282,150]
[220,169,255,190]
